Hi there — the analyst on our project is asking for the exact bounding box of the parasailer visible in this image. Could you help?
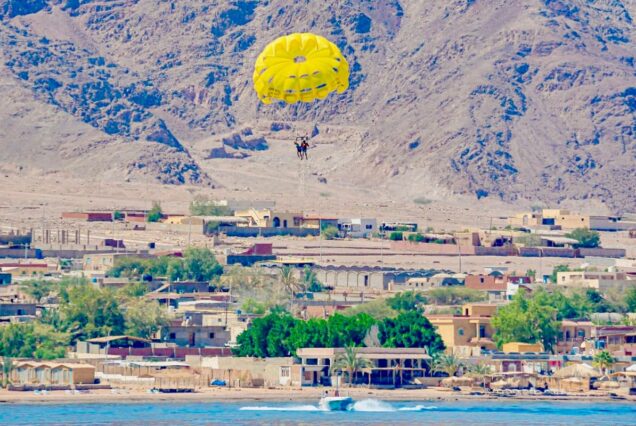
[253,32,349,159]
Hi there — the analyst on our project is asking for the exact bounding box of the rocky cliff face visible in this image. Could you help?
[0,0,634,209]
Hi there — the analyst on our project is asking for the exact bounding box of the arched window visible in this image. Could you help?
[273,217,281,228]
[458,328,465,336]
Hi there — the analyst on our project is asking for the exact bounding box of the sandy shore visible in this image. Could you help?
[0,387,633,405]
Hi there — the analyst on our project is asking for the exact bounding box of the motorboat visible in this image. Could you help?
[319,396,354,411]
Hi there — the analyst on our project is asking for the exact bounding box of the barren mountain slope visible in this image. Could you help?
[0,0,634,210]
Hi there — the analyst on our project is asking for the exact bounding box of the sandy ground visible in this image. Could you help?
[0,174,632,275]
[0,387,633,405]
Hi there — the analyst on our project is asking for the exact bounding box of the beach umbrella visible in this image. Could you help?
[553,363,600,379]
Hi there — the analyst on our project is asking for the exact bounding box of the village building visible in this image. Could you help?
[509,209,636,232]
[337,218,377,238]
[314,265,439,291]
[234,209,303,229]
[159,316,231,348]
[0,262,52,278]
[82,252,151,273]
[428,304,498,356]
[556,271,635,292]
[61,211,113,222]
[296,347,431,387]
[0,302,37,322]
[8,361,96,388]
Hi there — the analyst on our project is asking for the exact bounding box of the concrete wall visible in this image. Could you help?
[145,222,206,235]
[223,227,319,238]
[315,269,390,290]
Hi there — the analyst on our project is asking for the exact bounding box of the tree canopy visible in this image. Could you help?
[233,312,376,357]
[491,290,560,351]
[378,311,445,354]
[0,322,69,360]
[108,247,223,283]
[565,228,601,248]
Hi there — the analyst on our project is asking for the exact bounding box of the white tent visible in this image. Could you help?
[626,364,636,372]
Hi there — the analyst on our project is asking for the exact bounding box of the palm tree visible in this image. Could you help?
[280,266,300,296]
[330,346,372,386]
[432,353,463,377]
[593,350,614,376]
[466,362,493,388]
[2,357,14,388]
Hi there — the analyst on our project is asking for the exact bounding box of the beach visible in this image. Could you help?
[1,387,633,405]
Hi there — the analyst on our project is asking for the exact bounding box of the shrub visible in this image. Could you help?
[389,231,403,241]
[147,201,163,223]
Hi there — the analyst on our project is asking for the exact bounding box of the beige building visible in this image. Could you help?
[296,347,431,387]
[428,304,498,355]
[9,361,95,387]
[234,209,302,228]
[82,253,151,273]
[196,356,295,388]
[556,271,635,292]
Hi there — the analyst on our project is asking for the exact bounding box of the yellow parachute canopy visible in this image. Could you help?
[253,33,349,104]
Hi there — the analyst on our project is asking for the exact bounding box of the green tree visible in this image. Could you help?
[240,298,268,315]
[147,201,163,223]
[491,290,560,352]
[378,311,445,354]
[387,291,427,312]
[189,196,233,216]
[407,233,425,243]
[325,313,376,348]
[233,311,299,357]
[58,284,126,341]
[182,247,223,282]
[526,269,537,281]
[343,299,398,321]
[626,287,636,313]
[432,353,463,377]
[426,287,486,305]
[2,357,14,388]
[550,265,570,284]
[516,234,543,247]
[123,298,169,339]
[466,362,493,388]
[301,266,323,293]
[0,323,69,360]
[593,350,614,375]
[19,280,55,303]
[279,266,300,299]
[113,210,124,221]
[565,228,601,248]
[330,346,372,386]
[389,231,404,241]
[321,226,339,240]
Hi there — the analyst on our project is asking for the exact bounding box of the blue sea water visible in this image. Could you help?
[0,399,635,425]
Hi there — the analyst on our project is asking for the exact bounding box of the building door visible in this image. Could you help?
[273,217,281,228]
[189,332,196,346]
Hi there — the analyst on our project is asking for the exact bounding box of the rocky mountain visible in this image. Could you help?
[0,0,634,209]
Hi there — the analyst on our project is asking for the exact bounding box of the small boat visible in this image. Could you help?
[319,396,354,411]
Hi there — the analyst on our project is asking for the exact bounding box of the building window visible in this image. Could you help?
[209,332,215,339]
[169,333,176,340]
[458,328,464,336]
[364,275,369,287]
[281,367,290,377]
[366,224,373,230]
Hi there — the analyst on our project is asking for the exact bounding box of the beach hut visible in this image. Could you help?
[553,363,600,379]
[441,376,474,388]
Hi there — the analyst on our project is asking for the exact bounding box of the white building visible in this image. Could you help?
[337,218,377,238]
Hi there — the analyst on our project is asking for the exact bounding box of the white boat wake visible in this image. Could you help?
[239,399,437,413]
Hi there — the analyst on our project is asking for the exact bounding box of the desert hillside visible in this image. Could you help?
[0,0,634,210]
